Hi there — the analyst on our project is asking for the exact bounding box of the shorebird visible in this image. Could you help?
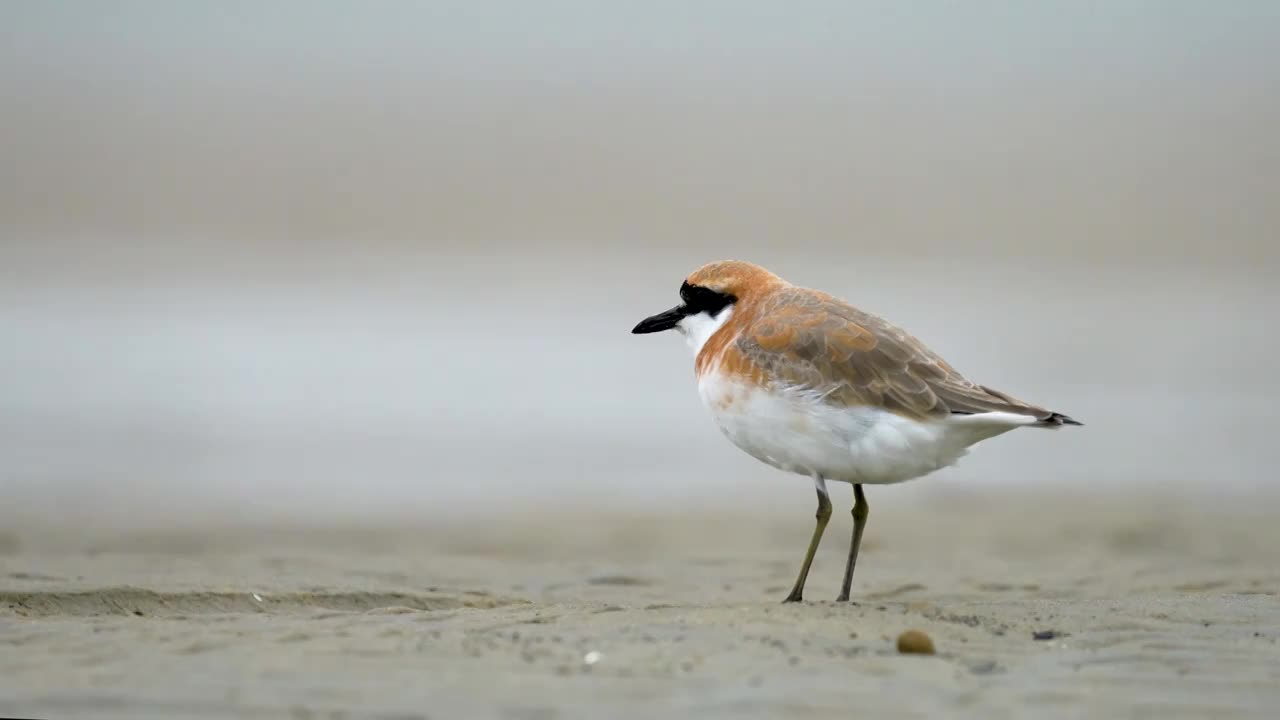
[632,261,1080,602]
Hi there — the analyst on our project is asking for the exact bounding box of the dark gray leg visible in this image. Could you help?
[837,484,869,602]
[784,476,832,603]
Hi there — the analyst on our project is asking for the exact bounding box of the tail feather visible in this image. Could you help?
[949,384,1082,428]
[949,409,1083,427]
[1037,411,1083,427]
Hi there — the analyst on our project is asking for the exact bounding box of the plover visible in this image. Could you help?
[632,260,1080,602]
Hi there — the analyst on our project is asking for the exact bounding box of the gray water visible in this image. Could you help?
[4,249,1275,523]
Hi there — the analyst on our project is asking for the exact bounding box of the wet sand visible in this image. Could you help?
[3,490,1279,719]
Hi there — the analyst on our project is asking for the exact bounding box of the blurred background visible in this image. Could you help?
[2,1,1277,526]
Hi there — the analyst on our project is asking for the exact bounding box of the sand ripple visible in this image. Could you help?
[1,587,523,618]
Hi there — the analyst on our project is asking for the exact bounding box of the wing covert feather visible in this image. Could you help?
[734,289,1052,421]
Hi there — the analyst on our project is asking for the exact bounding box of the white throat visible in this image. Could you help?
[678,306,734,356]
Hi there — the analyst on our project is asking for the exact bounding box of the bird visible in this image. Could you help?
[631,260,1081,602]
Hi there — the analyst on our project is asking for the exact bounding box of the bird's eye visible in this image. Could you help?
[680,282,735,315]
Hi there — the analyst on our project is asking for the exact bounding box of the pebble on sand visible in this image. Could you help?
[896,630,936,655]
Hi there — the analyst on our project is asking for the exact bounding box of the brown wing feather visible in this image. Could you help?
[735,288,1055,422]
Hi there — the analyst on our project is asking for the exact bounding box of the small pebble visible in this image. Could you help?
[1033,630,1058,641]
[896,629,935,655]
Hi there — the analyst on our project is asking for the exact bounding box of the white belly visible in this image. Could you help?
[696,371,1028,484]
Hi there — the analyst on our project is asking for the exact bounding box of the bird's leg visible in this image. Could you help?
[837,484,869,602]
[784,476,832,603]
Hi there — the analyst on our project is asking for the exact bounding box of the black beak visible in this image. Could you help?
[632,305,687,334]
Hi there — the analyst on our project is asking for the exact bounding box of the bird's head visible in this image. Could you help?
[632,261,785,348]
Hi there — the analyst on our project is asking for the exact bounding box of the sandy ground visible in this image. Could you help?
[2,490,1279,719]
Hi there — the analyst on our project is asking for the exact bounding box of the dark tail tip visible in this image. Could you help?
[1042,412,1083,427]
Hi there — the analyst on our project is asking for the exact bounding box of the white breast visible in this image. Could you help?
[696,368,1032,485]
